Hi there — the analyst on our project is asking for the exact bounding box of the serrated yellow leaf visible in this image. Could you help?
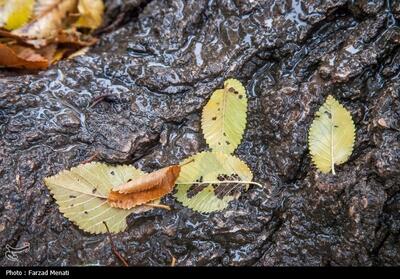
[308,95,355,174]
[201,78,248,154]
[44,162,159,234]
[174,151,253,213]
[75,0,104,29]
[0,0,35,30]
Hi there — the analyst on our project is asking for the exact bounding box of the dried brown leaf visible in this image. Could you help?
[108,165,181,209]
[56,29,97,46]
[0,42,48,69]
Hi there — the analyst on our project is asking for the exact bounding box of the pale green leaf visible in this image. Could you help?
[44,162,158,234]
[201,78,248,154]
[308,95,356,174]
[0,0,35,30]
[174,151,253,213]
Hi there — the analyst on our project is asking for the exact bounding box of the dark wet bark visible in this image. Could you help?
[0,0,399,266]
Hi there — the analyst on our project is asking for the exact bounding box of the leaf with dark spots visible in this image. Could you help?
[202,78,248,154]
[175,152,253,213]
[187,182,208,199]
[308,95,355,174]
[44,162,159,234]
[213,174,243,199]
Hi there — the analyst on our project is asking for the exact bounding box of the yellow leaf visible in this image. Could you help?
[44,162,159,234]
[75,0,104,29]
[308,95,356,174]
[201,78,248,154]
[12,0,77,46]
[0,0,35,30]
[174,151,253,213]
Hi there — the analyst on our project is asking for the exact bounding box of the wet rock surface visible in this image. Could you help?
[0,0,399,266]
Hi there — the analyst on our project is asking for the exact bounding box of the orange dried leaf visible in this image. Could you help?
[56,29,97,46]
[108,165,181,209]
[113,165,180,194]
[0,42,49,69]
[36,43,57,61]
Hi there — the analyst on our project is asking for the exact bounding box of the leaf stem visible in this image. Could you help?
[176,180,264,188]
[103,221,129,267]
[331,106,335,175]
[180,159,195,167]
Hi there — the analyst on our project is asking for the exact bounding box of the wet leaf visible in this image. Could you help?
[202,78,248,154]
[0,0,35,30]
[108,165,180,209]
[174,152,253,213]
[75,0,104,29]
[0,42,49,69]
[308,95,356,174]
[12,0,77,46]
[44,162,159,234]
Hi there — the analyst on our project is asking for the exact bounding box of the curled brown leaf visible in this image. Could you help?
[108,165,181,209]
[0,42,49,69]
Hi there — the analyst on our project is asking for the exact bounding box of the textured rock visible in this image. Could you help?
[0,0,399,266]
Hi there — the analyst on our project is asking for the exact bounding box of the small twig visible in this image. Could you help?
[15,174,21,191]
[94,12,126,35]
[170,256,176,267]
[81,152,99,164]
[103,221,129,267]
[89,94,114,108]
[145,203,171,210]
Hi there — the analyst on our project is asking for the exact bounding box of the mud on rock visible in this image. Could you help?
[0,0,399,266]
